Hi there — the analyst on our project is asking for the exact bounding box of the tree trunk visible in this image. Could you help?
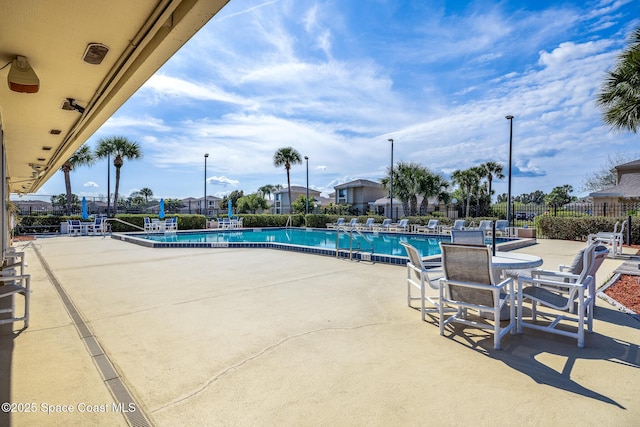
[63,164,72,215]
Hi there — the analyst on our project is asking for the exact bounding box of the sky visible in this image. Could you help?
[23,0,640,203]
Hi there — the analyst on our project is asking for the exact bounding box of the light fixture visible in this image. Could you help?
[49,129,61,135]
[7,55,39,93]
[61,98,85,114]
[82,43,109,65]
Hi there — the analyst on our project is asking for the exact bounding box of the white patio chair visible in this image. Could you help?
[415,219,439,234]
[438,243,516,350]
[587,219,626,257]
[495,220,510,236]
[67,219,81,236]
[401,242,453,322]
[357,218,376,231]
[0,273,31,330]
[517,241,609,348]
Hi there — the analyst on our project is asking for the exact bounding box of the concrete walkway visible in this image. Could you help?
[2,236,640,426]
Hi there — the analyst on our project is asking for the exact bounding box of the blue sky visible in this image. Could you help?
[28,0,640,203]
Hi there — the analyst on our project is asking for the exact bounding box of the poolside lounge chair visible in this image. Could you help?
[415,219,439,234]
[495,220,510,236]
[357,218,376,231]
[401,242,453,322]
[327,218,345,229]
[438,243,516,350]
[587,219,626,257]
[450,230,486,245]
[165,217,178,232]
[389,219,410,232]
[471,220,493,233]
[374,218,392,231]
[342,218,358,229]
[442,219,466,234]
[517,241,609,348]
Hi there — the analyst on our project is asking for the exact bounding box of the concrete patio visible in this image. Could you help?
[2,235,640,426]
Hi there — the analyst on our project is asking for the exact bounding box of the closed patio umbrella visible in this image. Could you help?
[81,197,88,220]
[159,199,165,219]
[228,199,233,218]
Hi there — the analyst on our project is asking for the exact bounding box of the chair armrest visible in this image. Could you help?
[530,269,579,281]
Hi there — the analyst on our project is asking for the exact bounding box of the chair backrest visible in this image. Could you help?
[347,218,358,227]
[144,217,151,224]
[566,241,610,283]
[450,230,485,245]
[365,218,375,226]
[427,219,439,229]
[400,242,426,281]
[440,243,496,306]
[452,220,466,230]
[495,220,509,231]
[336,218,345,225]
[398,219,409,227]
[478,220,493,231]
[380,219,392,228]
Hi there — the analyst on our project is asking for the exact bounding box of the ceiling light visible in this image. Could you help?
[7,55,39,93]
[42,146,52,151]
[49,129,61,135]
[82,43,109,64]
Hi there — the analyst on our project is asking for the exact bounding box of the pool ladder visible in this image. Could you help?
[335,225,374,261]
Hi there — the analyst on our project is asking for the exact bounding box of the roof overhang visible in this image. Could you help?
[1,0,229,194]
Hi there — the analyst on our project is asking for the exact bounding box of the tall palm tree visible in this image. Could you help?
[139,187,153,202]
[481,161,504,203]
[273,147,302,213]
[597,25,640,132]
[95,136,142,212]
[60,145,94,215]
[418,172,449,214]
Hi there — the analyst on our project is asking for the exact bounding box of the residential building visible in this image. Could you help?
[180,196,221,216]
[590,159,640,215]
[334,179,386,215]
[273,186,321,214]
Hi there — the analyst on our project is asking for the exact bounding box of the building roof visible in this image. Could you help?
[334,179,382,189]
[590,173,640,198]
[274,186,321,195]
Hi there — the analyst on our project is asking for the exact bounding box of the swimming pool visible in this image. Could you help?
[113,228,527,266]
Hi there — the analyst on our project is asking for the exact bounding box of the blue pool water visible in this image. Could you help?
[135,228,502,258]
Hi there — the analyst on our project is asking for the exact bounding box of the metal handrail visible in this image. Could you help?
[285,215,292,228]
[335,225,374,260]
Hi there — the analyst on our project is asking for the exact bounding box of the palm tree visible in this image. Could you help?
[95,136,142,212]
[481,161,504,203]
[139,187,153,202]
[258,184,276,200]
[418,172,449,214]
[60,145,94,215]
[452,168,479,217]
[273,147,302,213]
[597,25,640,132]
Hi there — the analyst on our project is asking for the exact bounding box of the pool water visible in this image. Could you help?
[139,228,498,258]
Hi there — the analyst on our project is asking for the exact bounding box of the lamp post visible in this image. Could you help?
[388,138,394,221]
[505,115,514,226]
[204,153,209,217]
[304,156,309,215]
[106,152,111,217]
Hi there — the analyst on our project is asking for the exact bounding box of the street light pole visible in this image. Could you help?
[505,115,514,226]
[204,153,209,217]
[388,138,394,221]
[304,156,309,215]
[106,152,111,217]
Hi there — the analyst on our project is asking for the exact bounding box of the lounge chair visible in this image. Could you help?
[374,218,392,231]
[438,243,516,350]
[450,229,486,245]
[415,219,439,234]
[165,217,178,232]
[89,217,106,235]
[587,219,626,257]
[327,218,345,229]
[357,218,376,231]
[442,219,466,234]
[401,242,453,322]
[495,220,510,236]
[389,219,410,232]
[471,220,493,233]
[517,241,609,348]
[342,218,358,229]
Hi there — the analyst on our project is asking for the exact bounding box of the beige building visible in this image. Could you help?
[333,179,386,215]
[273,186,322,214]
[589,159,640,216]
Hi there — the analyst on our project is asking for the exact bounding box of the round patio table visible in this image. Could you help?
[492,251,543,271]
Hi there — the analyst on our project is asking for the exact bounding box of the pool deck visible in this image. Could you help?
[2,235,640,426]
